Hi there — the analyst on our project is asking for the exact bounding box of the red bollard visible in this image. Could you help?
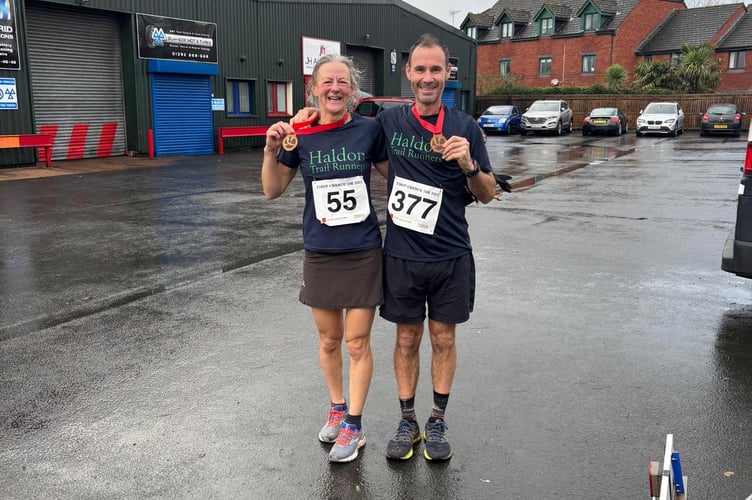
[147,129,154,159]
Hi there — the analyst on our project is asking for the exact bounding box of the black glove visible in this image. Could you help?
[464,173,513,205]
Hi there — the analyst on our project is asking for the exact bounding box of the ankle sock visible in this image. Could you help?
[399,396,416,421]
[344,413,362,429]
[429,391,449,421]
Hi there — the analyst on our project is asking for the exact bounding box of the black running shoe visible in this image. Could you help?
[423,418,452,461]
[385,418,421,460]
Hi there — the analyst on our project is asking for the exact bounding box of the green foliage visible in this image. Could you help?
[605,64,627,90]
[676,42,721,93]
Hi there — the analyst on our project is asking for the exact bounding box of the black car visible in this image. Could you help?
[722,127,752,278]
[700,103,744,137]
[581,107,627,136]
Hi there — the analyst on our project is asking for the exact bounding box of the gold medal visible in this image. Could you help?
[430,134,447,153]
[282,134,298,151]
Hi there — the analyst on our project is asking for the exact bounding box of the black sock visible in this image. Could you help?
[344,413,362,429]
[429,391,449,421]
[331,401,347,411]
[399,396,416,421]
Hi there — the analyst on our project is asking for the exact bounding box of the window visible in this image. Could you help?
[540,17,554,35]
[729,51,746,69]
[583,13,599,30]
[644,55,652,63]
[466,26,477,39]
[539,57,552,76]
[499,59,511,77]
[267,81,292,117]
[501,22,513,38]
[226,79,254,117]
[670,53,682,67]
[582,54,596,74]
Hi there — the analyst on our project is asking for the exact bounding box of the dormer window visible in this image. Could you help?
[466,26,477,39]
[501,21,514,38]
[583,12,599,30]
[540,17,554,35]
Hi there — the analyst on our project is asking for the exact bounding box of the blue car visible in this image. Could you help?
[477,105,521,134]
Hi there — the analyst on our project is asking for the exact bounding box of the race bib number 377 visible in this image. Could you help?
[312,176,370,226]
[388,176,443,235]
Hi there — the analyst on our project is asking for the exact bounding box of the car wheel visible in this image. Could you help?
[636,130,642,137]
[623,121,628,134]
[556,121,562,136]
[582,129,588,136]
[735,130,741,138]
[671,127,678,137]
[700,130,707,137]
[613,123,622,136]
[520,129,527,136]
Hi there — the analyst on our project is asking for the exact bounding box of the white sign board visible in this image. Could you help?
[0,78,18,109]
[301,36,341,76]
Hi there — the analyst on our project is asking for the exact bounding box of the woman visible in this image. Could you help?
[261,53,387,463]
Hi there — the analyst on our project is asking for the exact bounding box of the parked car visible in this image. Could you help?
[700,103,744,137]
[477,105,521,134]
[353,96,413,118]
[635,102,684,137]
[722,125,752,279]
[520,100,573,136]
[581,107,628,136]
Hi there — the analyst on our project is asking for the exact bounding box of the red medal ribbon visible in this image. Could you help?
[411,105,444,135]
[293,112,350,135]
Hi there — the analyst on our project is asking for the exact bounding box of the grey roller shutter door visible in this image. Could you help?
[400,54,412,98]
[348,48,375,96]
[26,6,126,161]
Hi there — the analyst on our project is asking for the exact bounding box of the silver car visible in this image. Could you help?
[636,102,684,137]
[521,99,573,136]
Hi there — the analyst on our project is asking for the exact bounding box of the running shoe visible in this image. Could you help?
[385,418,421,460]
[328,422,366,463]
[423,418,452,461]
[318,404,346,443]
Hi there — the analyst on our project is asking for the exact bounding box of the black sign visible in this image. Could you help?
[136,13,217,64]
[0,0,20,71]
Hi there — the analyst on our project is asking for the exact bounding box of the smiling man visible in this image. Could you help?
[377,34,498,462]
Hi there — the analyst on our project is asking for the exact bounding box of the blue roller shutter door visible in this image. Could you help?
[151,74,214,156]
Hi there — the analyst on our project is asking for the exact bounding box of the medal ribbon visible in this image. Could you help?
[293,112,350,135]
[411,105,444,135]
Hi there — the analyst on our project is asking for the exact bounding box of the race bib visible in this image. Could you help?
[312,176,370,226]
[388,176,443,235]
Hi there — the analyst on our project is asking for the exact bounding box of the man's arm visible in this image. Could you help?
[441,136,496,204]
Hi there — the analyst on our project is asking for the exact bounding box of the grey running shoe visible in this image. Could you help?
[318,404,346,443]
[329,422,366,463]
[385,418,421,460]
[423,418,452,461]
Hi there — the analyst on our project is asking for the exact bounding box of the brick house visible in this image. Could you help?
[463,0,752,92]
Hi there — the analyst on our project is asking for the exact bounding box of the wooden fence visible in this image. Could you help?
[476,93,752,130]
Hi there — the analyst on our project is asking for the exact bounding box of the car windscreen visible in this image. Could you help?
[528,102,559,112]
[644,103,676,114]
[708,105,735,114]
[484,106,512,115]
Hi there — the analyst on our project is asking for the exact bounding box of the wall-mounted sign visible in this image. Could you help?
[301,36,341,76]
[136,13,217,63]
[0,78,18,109]
[0,0,20,71]
[449,57,459,81]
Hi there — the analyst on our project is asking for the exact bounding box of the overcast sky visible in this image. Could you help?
[402,0,746,27]
[402,0,493,27]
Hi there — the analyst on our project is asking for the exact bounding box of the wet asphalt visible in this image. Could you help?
[1,133,751,499]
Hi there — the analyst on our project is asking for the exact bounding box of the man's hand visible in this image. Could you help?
[441,136,474,173]
[290,107,319,125]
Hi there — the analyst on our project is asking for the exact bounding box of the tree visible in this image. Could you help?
[631,60,681,91]
[605,64,628,90]
[677,42,722,93]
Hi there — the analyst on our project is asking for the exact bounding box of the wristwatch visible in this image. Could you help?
[464,160,480,178]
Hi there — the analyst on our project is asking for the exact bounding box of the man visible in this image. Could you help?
[378,33,497,462]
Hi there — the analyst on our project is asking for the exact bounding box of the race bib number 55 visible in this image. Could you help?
[388,176,443,235]
[312,176,370,226]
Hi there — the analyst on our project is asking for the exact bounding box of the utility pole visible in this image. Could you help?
[449,9,460,26]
